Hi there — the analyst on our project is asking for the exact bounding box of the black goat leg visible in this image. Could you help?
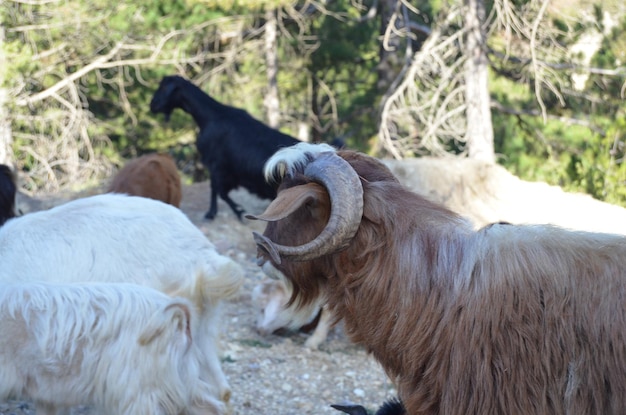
[204,209,217,220]
[204,190,219,220]
[205,187,245,221]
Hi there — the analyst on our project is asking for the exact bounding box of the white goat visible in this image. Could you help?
[252,263,332,349]
[0,281,223,415]
[0,193,243,405]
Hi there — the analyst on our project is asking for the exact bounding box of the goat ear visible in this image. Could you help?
[154,78,179,121]
[166,302,192,342]
[247,183,328,222]
[161,79,178,99]
[138,301,192,346]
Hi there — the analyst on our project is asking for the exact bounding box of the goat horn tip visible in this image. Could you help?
[251,231,282,265]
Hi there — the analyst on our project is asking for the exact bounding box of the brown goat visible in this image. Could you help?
[249,143,626,415]
[108,153,182,207]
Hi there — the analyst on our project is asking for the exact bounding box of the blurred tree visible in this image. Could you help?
[464,0,494,162]
[1,0,238,190]
[264,7,280,128]
[2,0,624,208]
[0,24,12,167]
[377,0,625,169]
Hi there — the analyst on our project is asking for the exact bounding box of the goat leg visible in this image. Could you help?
[204,189,220,220]
[220,193,245,221]
[205,194,245,221]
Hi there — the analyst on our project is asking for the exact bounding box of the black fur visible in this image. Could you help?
[150,75,299,220]
[0,164,17,226]
[331,398,405,415]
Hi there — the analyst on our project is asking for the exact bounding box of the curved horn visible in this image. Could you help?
[249,152,363,262]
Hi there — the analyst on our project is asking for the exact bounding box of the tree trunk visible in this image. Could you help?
[377,0,401,93]
[464,0,495,163]
[0,25,13,167]
[264,8,281,129]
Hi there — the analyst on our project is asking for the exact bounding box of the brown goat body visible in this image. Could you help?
[108,153,182,207]
[252,145,626,415]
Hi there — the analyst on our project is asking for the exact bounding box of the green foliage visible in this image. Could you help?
[495,91,626,206]
[489,6,626,207]
[495,110,626,207]
[569,118,626,205]
[195,0,292,12]
[307,0,392,148]
[4,0,626,206]
[585,17,626,114]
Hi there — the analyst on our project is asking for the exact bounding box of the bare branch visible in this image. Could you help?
[530,0,551,122]
[489,49,626,77]
[491,101,605,135]
[8,0,58,4]
[15,41,126,106]
[379,6,467,159]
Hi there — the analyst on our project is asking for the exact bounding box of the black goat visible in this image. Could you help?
[0,164,16,226]
[149,75,300,220]
[331,398,405,415]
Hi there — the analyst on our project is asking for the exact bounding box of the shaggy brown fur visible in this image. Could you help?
[258,149,626,415]
[108,153,182,207]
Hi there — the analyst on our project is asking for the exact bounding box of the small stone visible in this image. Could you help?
[353,388,365,397]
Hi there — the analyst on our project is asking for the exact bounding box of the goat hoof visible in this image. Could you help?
[234,210,246,222]
[204,211,216,220]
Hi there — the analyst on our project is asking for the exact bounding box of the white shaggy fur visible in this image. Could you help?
[263,142,336,182]
[252,263,332,349]
[0,194,244,405]
[0,281,223,415]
